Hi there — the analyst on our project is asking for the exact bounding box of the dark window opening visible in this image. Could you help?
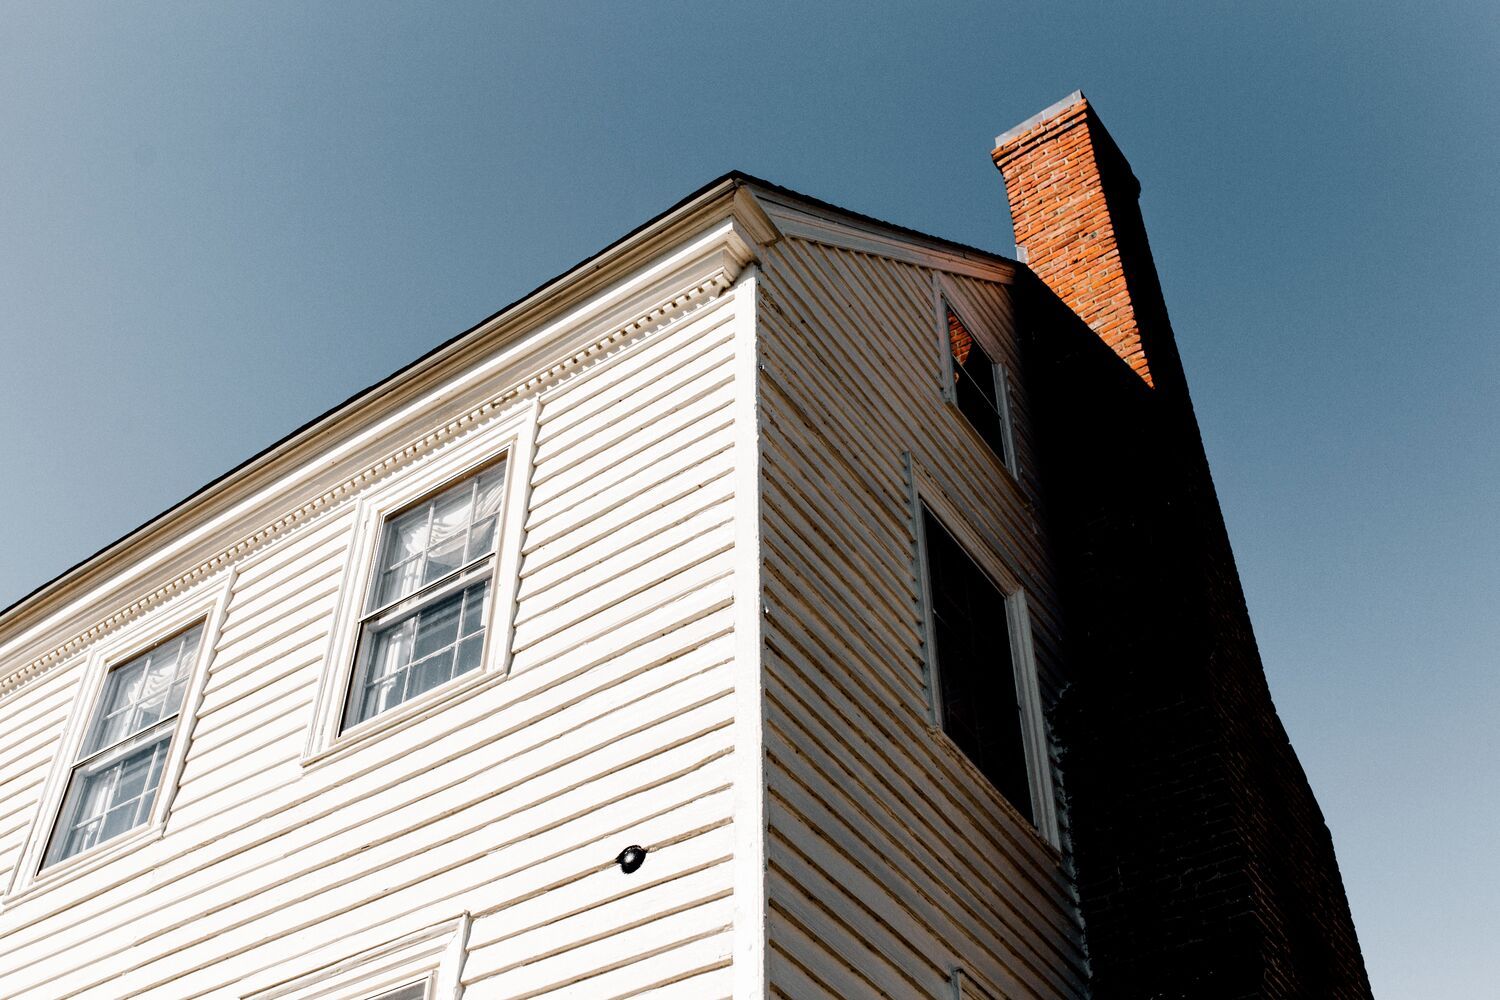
[922,506,1033,822]
[946,308,1011,465]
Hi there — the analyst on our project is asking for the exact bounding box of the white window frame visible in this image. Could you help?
[240,913,470,1000]
[931,274,1019,477]
[303,401,536,766]
[5,573,232,902]
[906,455,1058,846]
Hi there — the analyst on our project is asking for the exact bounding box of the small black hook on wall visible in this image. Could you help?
[616,845,647,874]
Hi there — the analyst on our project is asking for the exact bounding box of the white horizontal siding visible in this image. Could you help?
[757,235,1086,998]
[0,656,83,891]
[0,282,751,999]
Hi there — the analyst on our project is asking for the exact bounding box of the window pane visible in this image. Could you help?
[347,581,490,729]
[455,634,485,676]
[382,506,432,572]
[370,463,506,610]
[465,516,497,564]
[423,488,474,586]
[375,561,417,608]
[411,598,462,662]
[474,468,505,519]
[358,675,402,725]
[923,509,1033,822]
[368,618,416,685]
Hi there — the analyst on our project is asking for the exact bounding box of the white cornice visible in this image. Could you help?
[0,196,773,700]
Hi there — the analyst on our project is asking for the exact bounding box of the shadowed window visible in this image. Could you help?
[922,506,1032,822]
[947,308,1014,468]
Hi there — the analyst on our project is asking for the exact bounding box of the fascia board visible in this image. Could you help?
[752,189,1018,284]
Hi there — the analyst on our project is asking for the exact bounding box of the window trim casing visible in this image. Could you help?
[302,400,537,767]
[4,571,233,903]
[931,274,1019,477]
[906,455,1058,847]
[240,913,470,1000]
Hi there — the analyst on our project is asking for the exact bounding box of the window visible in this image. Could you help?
[942,301,1017,473]
[344,462,506,731]
[920,506,1034,823]
[43,625,203,869]
[305,406,534,764]
[370,985,428,1000]
[240,915,469,1000]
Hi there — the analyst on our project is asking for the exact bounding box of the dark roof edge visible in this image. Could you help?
[1,170,1020,623]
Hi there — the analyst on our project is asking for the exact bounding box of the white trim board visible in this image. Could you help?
[758,192,1018,284]
[240,913,471,1000]
[0,203,769,704]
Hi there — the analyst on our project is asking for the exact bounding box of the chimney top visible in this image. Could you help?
[992,90,1085,148]
[991,91,1166,387]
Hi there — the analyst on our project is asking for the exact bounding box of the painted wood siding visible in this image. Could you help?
[755,232,1088,998]
[0,276,751,998]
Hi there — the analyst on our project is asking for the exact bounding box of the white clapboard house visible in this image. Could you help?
[0,164,1091,999]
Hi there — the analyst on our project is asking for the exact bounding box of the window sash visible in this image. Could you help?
[343,558,495,732]
[953,360,1002,417]
[945,306,1013,467]
[81,626,198,760]
[44,722,176,868]
[370,465,506,612]
[71,713,178,775]
[953,366,1010,460]
[361,550,495,625]
[921,506,1034,823]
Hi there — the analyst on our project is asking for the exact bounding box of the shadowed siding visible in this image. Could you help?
[756,235,1087,999]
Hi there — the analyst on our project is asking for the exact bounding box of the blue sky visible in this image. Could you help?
[2,2,1495,994]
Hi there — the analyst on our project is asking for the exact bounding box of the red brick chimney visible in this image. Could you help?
[992,92,1175,389]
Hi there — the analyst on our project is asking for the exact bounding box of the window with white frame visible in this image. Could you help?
[304,405,534,763]
[240,914,469,1000]
[920,504,1035,822]
[940,299,1017,474]
[909,481,1056,844]
[43,624,203,869]
[343,461,507,731]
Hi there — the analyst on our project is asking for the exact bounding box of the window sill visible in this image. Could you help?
[926,721,1062,860]
[300,666,509,773]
